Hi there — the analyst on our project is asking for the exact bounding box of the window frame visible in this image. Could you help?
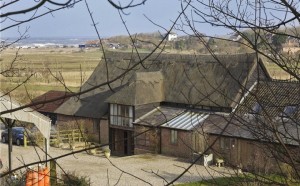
[170,130,178,145]
[92,120,100,133]
[281,105,298,117]
[220,137,231,150]
[250,102,262,114]
[110,104,133,127]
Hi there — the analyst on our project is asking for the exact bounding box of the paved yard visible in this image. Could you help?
[0,142,233,185]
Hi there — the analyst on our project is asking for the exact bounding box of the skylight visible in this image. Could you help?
[250,102,262,114]
[282,105,298,117]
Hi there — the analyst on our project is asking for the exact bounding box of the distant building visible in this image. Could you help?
[79,44,86,49]
[108,43,121,49]
[85,40,100,48]
[282,36,300,53]
[282,46,300,54]
[286,36,300,47]
[165,32,178,41]
[230,32,242,41]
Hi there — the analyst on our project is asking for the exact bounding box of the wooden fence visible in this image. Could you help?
[23,129,86,147]
[23,134,44,147]
[50,129,86,146]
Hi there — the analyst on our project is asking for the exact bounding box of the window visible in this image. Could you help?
[171,130,177,144]
[282,105,298,117]
[110,104,133,127]
[220,137,231,150]
[251,102,262,114]
[93,120,100,133]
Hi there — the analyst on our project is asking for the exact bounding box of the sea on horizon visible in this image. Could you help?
[2,36,100,46]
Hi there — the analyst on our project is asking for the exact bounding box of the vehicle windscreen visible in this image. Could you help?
[14,128,24,134]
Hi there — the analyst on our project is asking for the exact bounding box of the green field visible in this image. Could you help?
[177,174,300,186]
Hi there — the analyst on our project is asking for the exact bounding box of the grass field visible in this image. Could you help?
[0,48,293,104]
[0,48,101,103]
[177,173,300,186]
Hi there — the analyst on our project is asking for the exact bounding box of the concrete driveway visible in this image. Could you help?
[0,142,234,185]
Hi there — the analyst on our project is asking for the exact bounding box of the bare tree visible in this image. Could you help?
[169,0,300,184]
[1,0,300,185]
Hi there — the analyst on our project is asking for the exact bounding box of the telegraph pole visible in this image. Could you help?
[1,118,15,172]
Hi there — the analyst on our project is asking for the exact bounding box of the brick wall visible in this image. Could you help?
[56,114,109,144]
[161,128,193,158]
[134,126,198,159]
[134,125,160,154]
[208,135,279,173]
[100,119,109,144]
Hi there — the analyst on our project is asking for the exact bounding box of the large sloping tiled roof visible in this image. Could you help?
[237,80,300,118]
[31,90,71,113]
[56,51,269,119]
[55,85,125,118]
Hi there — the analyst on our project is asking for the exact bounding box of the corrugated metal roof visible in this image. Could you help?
[162,112,209,130]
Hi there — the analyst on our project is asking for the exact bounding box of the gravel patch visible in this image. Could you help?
[0,142,234,185]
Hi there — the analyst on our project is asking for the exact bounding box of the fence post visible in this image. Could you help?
[72,130,74,143]
[50,160,57,185]
[43,137,45,148]
[24,135,27,148]
[79,129,81,142]
[57,130,60,144]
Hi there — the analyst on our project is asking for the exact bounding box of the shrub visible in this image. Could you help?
[1,171,26,186]
[60,171,90,186]
[279,163,294,180]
